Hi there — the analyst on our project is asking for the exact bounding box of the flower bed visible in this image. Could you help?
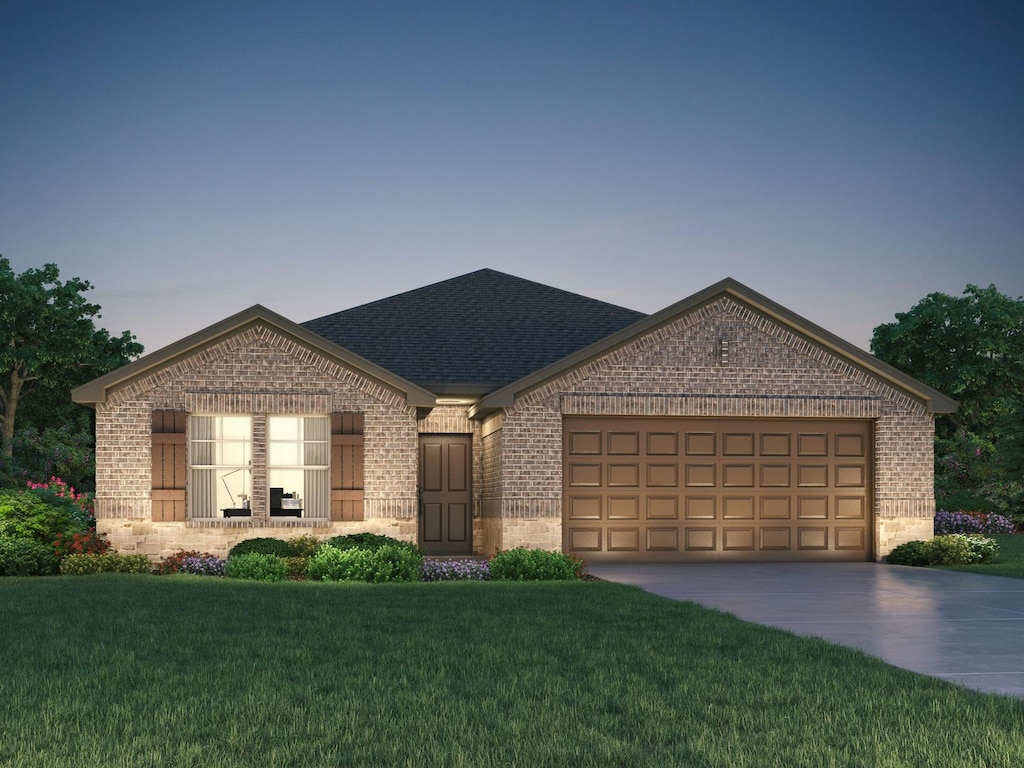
[934,510,1015,535]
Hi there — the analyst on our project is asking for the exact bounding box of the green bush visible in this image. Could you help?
[925,534,975,565]
[0,490,81,545]
[286,535,323,557]
[488,548,583,581]
[887,535,1000,567]
[59,553,152,575]
[928,533,998,564]
[307,544,423,582]
[325,532,422,554]
[225,553,288,582]
[283,556,310,580]
[228,537,293,558]
[0,537,59,576]
[886,540,932,566]
[962,534,1000,563]
[25,478,95,531]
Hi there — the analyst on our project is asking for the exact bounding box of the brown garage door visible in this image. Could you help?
[563,418,872,562]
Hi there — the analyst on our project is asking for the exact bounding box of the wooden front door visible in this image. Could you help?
[419,434,472,555]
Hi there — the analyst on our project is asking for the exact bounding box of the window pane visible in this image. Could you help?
[269,469,304,499]
[189,415,252,518]
[269,417,301,441]
[221,416,252,440]
[269,442,302,466]
[268,415,328,518]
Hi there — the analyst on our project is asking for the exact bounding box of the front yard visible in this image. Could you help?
[2,576,1023,767]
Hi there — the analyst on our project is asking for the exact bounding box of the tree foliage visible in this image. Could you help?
[870,284,1024,520]
[0,257,142,479]
[870,284,1024,440]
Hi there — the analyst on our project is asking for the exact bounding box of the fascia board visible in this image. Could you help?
[71,305,436,408]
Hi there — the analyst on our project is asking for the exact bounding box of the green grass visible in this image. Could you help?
[937,534,1024,578]
[2,577,1023,768]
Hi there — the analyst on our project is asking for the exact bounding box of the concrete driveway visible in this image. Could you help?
[586,562,1024,698]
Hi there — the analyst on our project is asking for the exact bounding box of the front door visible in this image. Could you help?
[418,434,472,555]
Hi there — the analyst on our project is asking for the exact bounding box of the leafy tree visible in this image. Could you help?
[0,257,142,473]
[871,284,1024,518]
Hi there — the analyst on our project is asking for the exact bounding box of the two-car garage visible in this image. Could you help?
[563,417,873,562]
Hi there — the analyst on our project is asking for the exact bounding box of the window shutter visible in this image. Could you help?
[331,412,364,521]
[152,410,187,522]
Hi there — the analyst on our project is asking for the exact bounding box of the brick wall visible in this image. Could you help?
[94,325,419,559]
[497,297,936,560]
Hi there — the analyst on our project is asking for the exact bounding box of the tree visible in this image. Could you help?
[0,257,143,463]
[871,284,1024,518]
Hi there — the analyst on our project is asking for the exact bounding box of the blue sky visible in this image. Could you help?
[2,0,1022,355]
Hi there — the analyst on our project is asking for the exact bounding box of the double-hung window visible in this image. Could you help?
[268,415,330,519]
[189,416,253,518]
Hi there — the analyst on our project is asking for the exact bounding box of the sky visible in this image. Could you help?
[2,0,1022,356]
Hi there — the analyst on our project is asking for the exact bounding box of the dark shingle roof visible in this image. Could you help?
[301,269,647,393]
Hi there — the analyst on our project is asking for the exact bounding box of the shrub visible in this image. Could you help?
[228,537,294,558]
[962,535,1000,564]
[420,559,491,581]
[59,553,152,575]
[0,490,81,545]
[26,477,95,530]
[286,535,323,557]
[307,544,423,582]
[225,553,288,582]
[0,537,59,576]
[283,556,310,580]
[325,533,422,554]
[488,548,584,581]
[887,535,1000,567]
[923,534,975,566]
[155,550,202,575]
[886,540,932,566]
[53,530,110,560]
[179,554,226,576]
[934,509,1015,535]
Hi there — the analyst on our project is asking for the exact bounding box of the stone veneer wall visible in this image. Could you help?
[496,297,937,560]
[94,325,420,560]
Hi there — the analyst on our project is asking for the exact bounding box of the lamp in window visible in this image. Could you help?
[220,467,249,509]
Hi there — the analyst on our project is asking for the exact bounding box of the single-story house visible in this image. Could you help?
[72,269,955,563]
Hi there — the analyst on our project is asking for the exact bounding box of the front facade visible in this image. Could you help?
[74,272,955,563]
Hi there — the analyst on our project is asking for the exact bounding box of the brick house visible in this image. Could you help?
[73,270,955,562]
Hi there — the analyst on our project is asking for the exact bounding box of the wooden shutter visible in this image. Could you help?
[331,412,364,521]
[152,410,187,522]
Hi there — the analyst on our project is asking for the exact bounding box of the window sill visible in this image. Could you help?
[186,518,333,529]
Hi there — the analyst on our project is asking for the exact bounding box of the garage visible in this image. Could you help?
[563,417,872,562]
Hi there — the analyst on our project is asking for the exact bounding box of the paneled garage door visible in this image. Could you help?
[563,418,872,562]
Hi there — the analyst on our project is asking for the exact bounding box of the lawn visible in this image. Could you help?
[937,534,1024,578]
[2,577,1023,767]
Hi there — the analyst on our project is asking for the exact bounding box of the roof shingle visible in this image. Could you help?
[302,268,646,393]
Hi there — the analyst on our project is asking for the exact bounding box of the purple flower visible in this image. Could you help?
[179,554,227,576]
[420,559,491,581]
[934,509,1014,535]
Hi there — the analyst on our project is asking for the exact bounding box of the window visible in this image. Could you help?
[189,416,252,518]
[268,415,330,518]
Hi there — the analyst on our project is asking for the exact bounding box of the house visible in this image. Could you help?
[72,269,956,563]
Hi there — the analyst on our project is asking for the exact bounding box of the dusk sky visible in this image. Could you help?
[2,1,1022,356]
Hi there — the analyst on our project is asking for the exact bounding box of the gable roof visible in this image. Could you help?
[71,304,436,408]
[302,268,646,394]
[472,278,958,416]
